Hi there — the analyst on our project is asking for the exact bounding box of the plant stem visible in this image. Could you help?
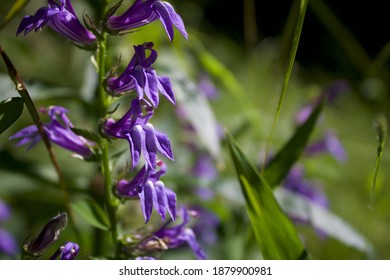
[97,21,119,257]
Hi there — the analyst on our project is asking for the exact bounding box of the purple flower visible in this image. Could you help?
[197,73,219,100]
[106,0,188,41]
[0,228,18,257]
[106,42,175,108]
[135,256,156,260]
[23,213,68,256]
[10,106,95,159]
[104,98,174,169]
[140,206,207,259]
[283,165,328,209]
[50,242,79,260]
[191,207,220,245]
[16,0,97,49]
[117,161,176,223]
[305,131,347,162]
[295,80,350,125]
[0,200,11,222]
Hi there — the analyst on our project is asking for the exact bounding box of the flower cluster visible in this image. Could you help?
[13,0,206,260]
[10,106,95,160]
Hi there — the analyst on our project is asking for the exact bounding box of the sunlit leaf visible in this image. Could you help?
[0,97,24,134]
[264,101,324,188]
[275,187,374,255]
[71,197,110,231]
[226,131,307,259]
[172,72,221,162]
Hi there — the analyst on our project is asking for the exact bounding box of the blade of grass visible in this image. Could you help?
[226,130,307,259]
[264,101,324,188]
[263,0,308,169]
[0,0,29,31]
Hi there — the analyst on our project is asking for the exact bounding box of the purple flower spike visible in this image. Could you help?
[10,106,95,159]
[104,98,174,169]
[107,43,175,107]
[116,161,176,223]
[17,0,97,49]
[106,0,188,41]
[145,206,207,260]
[50,242,79,260]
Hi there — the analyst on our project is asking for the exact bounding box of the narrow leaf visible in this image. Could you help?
[264,0,308,166]
[0,97,24,134]
[226,131,307,259]
[172,72,221,162]
[275,188,374,255]
[264,101,324,188]
[0,0,29,31]
[71,197,110,231]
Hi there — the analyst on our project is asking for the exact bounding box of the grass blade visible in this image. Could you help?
[226,130,307,259]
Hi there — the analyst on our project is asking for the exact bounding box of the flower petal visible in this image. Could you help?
[164,188,176,221]
[180,228,207,260]
[128,125,144,169]
[157,76,175,104]
[154,181,168,221]
[154,128,174,160]
[152,1,174,41]
[142,123,157,169]
[139,180,155,223]
[144,69,159,107]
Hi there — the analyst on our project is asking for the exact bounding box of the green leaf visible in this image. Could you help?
[275,188,374,255]
[0,97,24,134]
[71,197,110,231]
[264,101,324,188]
[172,72,221,162]
[226,131,307,259]
[0,0,29,31]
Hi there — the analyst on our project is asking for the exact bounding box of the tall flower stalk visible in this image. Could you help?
[9,0,206,260]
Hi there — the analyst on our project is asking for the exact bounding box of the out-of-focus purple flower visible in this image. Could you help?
[106,0,188,41]
[197,73,219,100]
[136,256,156,260]
[16,0,97,49]
[0,228,18,257]
[192,153,218,180]
[295,80,350,125]
[117,161,176,223]
[50,242,79,260]
[0,200,10,222]
[305,131,347,162]
[23,213,67,256]
[283,165,328,209]
[106,42,175,108]
[140,206,206,259]
[191,206,220,245]
[104,98,174,169]
[10,106,95,159]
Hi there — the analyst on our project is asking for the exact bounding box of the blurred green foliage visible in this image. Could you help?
[0,0,389,260]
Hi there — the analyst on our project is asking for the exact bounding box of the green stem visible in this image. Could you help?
[262,0,308,171]
[97,18,119,257]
